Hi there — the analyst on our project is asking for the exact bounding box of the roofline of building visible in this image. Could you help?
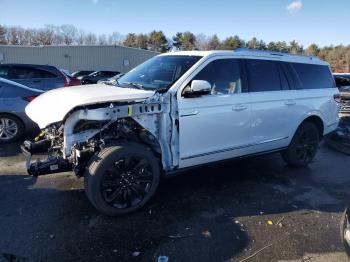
[0,44,160,54]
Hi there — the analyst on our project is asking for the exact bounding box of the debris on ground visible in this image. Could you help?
[276,216,285,226]
[239,244,273,262]
[132,251,140,257]
[168,233,193,239]
[325,117,350,155]
[267,220,273,225]
[202,230,212,238]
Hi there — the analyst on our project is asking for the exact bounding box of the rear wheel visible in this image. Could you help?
[281,122,320,167]
[84,143,160,216]
[0,114,24,143]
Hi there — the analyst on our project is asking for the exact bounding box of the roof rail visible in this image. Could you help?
[235,48,319,60]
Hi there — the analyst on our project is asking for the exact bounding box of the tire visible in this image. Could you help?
[0,114,25,143]
[281,122,320,167]
[84,142,161,216]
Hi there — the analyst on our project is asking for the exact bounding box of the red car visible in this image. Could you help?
[60,70,81,86]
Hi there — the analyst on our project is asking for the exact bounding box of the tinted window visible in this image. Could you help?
[291,63,334,89]
[0,66,10,79]
[12,67,57,79]
[246,59,282,92]
[335,76,350,92]
[38,69,57,78]
[192,59,242,95]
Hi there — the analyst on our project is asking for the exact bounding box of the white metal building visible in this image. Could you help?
[0,45,158,73]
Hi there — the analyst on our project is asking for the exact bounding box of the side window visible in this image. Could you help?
[11,67,34,79]
[246,59,282,92]
[0,66,10,79]
[37,69,57,78]
[290,63,334,89]
[277,63,291,90]
[192,59,242,95]
[12,67,57,79]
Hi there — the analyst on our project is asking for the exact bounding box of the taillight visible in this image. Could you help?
[334,93,342,103]
[63,75,70,87]
[22,96,37,102]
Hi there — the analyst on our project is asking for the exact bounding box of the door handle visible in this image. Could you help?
[33,80,41,83]
[285,100,296,106]
[232,104,248,111]
[180,110,199,117]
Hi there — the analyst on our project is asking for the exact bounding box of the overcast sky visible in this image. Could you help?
[1,0,349,47]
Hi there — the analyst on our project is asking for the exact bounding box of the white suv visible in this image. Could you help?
[22,49,339,215]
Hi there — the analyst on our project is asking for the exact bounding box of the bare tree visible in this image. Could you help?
[0,25,7,44]
[59,25,78,45]
[85,32,97,45]
[98,34,107,45]
[35,25,55,45]
[6,26,20,45]
[108,32,124,45]
[195,33,209,50]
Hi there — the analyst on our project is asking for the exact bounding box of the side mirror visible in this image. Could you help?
[183,80,211,98]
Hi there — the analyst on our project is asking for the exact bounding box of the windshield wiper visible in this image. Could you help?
[122,82,145,90]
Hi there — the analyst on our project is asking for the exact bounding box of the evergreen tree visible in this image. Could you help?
[148,30,168,52]
[221,35,244,50]
[208,35,221,50]
[123,33,138,48]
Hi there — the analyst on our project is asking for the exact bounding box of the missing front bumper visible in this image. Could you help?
[21,140,72,177]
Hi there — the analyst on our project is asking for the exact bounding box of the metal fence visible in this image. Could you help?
[0,45,159,73]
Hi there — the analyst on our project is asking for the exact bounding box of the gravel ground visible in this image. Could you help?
[0,138,349,262]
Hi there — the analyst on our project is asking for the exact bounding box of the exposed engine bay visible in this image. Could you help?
[22,93,179,177]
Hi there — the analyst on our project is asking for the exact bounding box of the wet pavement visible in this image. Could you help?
[0,137,350,262]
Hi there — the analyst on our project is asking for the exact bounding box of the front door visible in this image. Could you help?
[177,58,252,168]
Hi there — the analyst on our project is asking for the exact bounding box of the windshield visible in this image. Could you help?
[117,55,202,91]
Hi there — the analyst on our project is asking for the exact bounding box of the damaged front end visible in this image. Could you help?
[21,93,177,177]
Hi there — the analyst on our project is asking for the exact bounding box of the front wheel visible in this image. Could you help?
[84,143,161,216]
[281,122,320,167]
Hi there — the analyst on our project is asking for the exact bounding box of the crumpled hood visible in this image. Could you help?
[25,84,155,128]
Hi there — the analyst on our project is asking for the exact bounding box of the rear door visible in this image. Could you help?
[246,59,297,152]
[287,62,339,133]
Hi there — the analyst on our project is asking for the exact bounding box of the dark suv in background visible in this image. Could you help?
[71,70,94,78]
[80,71,120,85]
[334,73,350,117]
[0,64,72,91]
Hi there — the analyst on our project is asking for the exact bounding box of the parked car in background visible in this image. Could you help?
[333,74,350,117]
[97,73,125,85]
[71,70,94,78]
[60,70,81,86]
[0,78,43,142]
[22,50,339,215]
[81,71,120,85]
[0,64,71,91]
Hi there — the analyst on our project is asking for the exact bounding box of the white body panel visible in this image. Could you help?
[178,93,252,167]
[25,84,155,128]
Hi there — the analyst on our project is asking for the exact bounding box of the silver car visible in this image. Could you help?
[0,77,43,143]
